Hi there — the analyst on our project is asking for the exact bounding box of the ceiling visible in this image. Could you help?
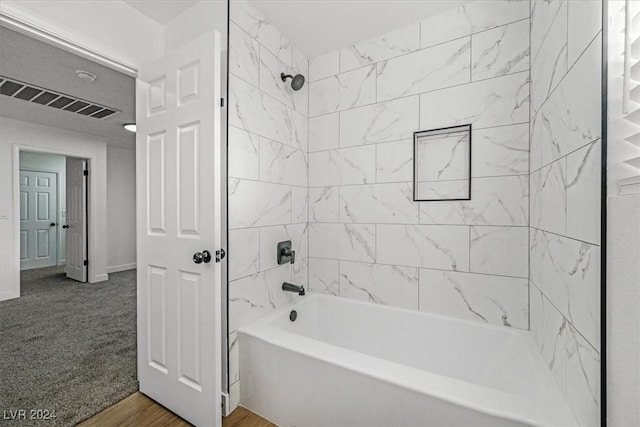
[0,26,135,146]
[122,0,200,24]
[247,0,470,58]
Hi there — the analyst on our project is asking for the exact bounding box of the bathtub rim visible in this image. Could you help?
[238,294,577,427]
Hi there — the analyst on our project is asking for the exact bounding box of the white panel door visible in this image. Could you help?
[136,30,222,427]
[19,170,57,270]
[65,158,87,282]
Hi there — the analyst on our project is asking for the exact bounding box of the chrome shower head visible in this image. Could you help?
[281,72,305,91]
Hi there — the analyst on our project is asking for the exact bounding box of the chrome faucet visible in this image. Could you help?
[282,282,305,296]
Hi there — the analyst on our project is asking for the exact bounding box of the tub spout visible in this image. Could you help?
[282,282,305,296]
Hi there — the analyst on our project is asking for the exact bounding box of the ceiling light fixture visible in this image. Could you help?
[123,123,137,133]
[75,70,97,83]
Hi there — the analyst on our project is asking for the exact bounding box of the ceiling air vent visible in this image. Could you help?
[0,76,120,120]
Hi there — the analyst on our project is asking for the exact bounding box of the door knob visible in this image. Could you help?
[50,222,56,227]
[62,225,69,229]
[193,250,212,264]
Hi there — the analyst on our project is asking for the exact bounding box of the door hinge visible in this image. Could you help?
[83,169,88,176]
[215,249,226,263]
[221,98,225,107]
[83,260,88,266]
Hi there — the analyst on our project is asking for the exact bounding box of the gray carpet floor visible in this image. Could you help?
[0,266,138,426]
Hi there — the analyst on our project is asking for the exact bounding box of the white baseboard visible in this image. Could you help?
[93,273,109,282]
[106,263,136,274]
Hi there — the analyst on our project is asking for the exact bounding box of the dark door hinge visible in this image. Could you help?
[83,260,88,266]
[83,170,88,176]
[215,249,226,263]
[221,98,225,107]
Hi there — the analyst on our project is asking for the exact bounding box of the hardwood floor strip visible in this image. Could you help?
[78,392,276,427]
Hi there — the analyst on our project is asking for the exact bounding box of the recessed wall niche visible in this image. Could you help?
[413,124,471,201]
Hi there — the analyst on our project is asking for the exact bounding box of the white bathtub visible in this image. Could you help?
[238,294,577,426]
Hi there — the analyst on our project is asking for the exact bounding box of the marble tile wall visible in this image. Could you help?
[307,0,531,330]
[227,0,309,411]
[528,1,602,426]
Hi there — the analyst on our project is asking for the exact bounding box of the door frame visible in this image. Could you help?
[18,167,63,267]
[13,146,95,283]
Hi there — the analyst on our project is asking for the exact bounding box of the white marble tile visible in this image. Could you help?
[230,0,262,37]
[419,72,529,130]
[292,47,309,85]
[292,256,308,289]
[420,0,529,49]
[309,223,376,263]
[229,228,260,281]
[568,0,602,68]
[340,183,419,224]
[229,22,260,86]
[529,228,544,288]
[530,159,567,236]
[377,224,469,271]
[309,65,376,117]
[376,140,413,183]
[228,126,259,180]
[309,113,339,152]
[252,18,291,66]
[259,223,308,272]
[340,261,419,309]
[530,2,568,113]
[230,0,292,66]
[228,331,239,384]
[259,46,307,115]
[416,132,469,182]
[259,137,307,186]
[309,51,339,82]
[420,175,529,226]
[470,226,528,278]
[472,124,529,177]
[308,145,375,187]
[229,74,307,151]
[340,23,420,73]
[530,0,564,59]
[228,178,291,229]
[535,230,601,352]
[291,186,308,224]
[566,324,601,427]
[340,96,419,147]
[229,265,291,332]
[471,19,530,81]
[308,258,339,296]
[415,180,469,200]
[531,35,601,167]
[529,284,567,392]
[376,37,471,101]
[309,186,339,223]
[419,269,528,329]
[566,141,601,245]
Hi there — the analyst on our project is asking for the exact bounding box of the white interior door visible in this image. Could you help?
[65,158,87,282]
[136,30,222,427]
[19,170,57,270]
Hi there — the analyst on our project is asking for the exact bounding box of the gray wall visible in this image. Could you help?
[106,145,136,272]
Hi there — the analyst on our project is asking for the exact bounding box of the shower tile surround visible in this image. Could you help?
[308,0,531,330]
[228,0,602,423]
[528,1,602,426]
[227,0,310,402]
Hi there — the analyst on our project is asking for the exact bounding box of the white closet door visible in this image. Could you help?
[19,170,57,270]
[65,158,87,282]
